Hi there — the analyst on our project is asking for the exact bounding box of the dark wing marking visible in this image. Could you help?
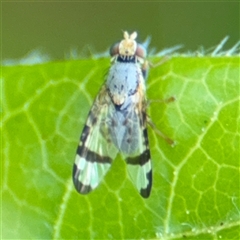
[73,85,119,194]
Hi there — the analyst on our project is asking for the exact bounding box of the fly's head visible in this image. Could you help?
[110,31,147,62]
[119,31,137,56]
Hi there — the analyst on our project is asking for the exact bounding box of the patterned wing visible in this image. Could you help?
[124,100,152,198]
[73,85,119,194]
[106,81,152,198]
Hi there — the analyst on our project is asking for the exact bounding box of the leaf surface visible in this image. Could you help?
[2,57,240,239]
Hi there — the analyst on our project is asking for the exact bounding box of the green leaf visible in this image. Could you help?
[2,57,239,239]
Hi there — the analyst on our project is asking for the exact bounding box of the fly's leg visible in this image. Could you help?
[147,96,176,146]
[148,55,170,68]
[147,96,175,106]
[147,117,175,146]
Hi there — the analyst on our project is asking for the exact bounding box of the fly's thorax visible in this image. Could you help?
[106,62,145,107]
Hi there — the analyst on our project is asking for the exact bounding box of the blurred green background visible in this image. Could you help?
[2,1,240,60]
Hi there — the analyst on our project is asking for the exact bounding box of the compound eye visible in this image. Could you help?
[110,42,120,57]
[135,44,147,59]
